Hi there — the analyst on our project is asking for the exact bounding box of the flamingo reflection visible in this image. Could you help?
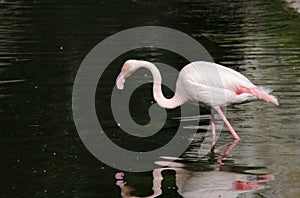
[115,140,273,198]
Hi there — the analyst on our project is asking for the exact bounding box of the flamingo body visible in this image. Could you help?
[116,60,278,140]
[173,61,278,107]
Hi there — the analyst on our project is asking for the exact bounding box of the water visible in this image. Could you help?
[1,0,299,197]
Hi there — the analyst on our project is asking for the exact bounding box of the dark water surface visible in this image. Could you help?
[1,0,300,197]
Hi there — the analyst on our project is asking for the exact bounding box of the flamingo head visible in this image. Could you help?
[116,60,140,90]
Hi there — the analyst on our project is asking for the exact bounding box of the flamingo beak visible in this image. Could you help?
[116,72,126,90]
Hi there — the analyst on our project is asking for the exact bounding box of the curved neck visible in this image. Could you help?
[138,61,181,109]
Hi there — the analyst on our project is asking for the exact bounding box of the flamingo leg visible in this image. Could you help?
[214,106,240,140]
[211,109,216,146]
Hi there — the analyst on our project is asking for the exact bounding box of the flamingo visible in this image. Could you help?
[116,60,278,140]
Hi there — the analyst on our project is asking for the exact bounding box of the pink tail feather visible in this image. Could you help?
[236,87,279,105]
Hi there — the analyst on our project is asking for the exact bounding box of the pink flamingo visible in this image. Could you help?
[116,60,278,140]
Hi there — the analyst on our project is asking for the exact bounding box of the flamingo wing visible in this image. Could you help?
[176,61,278,106]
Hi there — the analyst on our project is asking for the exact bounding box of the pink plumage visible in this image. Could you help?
[116,60,279,141]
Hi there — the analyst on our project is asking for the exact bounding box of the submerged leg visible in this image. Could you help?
[214,106,240,140]
[211,109,216,146]
[214,139,239,165]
